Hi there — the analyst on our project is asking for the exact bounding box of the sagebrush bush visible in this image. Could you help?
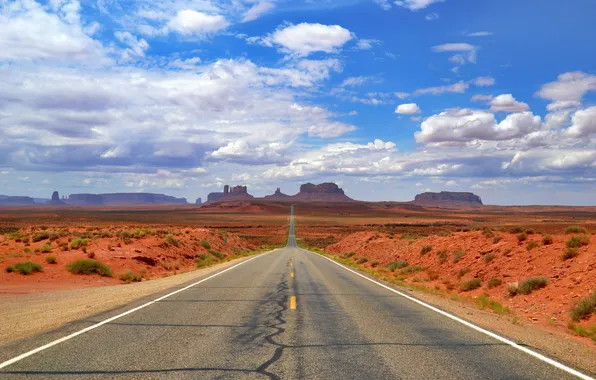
[542,235,553,245]
[119,271,142,283]
[386,260,408,271]
[483,253,496,264]
[510,226,524,234]
[457,268,470,278]
[208,249,225,259]
[570,290,596,322]
[526,241,539,251]
[161,234,181,248]
[561,248,579,261]
[45,256,57,264]
[201,240,211,249]
[195,256,215,268]
[357,257,368,264]
[566,235,589,248]
[70,238,89,250]
[492,236,502,244]
[565,225,587,234]
[517,233,527,242]
[420,245,432,255]
[460,279,481,292]
[343,252,356,259]
[39,243,52,253]
[438,249,448,264]
[487,277,502,288]
[67,259,112,277]
[32,232,50,243]
[482,228,494,238]
[371,260,380,267]
[517,277,548,295]
[400,265,424,274]
[452,249,465,264]
[5,261,43,275]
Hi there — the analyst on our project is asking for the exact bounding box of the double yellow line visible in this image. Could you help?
[290,257,296,310]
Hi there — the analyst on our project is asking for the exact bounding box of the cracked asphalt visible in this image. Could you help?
[0,210,586,379]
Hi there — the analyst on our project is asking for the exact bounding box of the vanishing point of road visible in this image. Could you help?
[0,207,592,379]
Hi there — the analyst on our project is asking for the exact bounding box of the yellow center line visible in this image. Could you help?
[290,296,296,310]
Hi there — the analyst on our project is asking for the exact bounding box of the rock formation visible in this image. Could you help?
[263,187,291,201]
[195,197,202,205]
[0,195,36,206]
[291,183,354,202]
[68,193,187,205]
[413,192,483,207]
[47,191,67,206]
[207,185,254,202]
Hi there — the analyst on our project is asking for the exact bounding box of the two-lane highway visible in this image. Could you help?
[0,208,591,379]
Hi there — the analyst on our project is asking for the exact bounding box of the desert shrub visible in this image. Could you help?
[517,277,548,295]
[437,230,452,237]
[70,238,89,250]
[438,249,448,264]
[457,267,470,278]
[201,240,211,249]
[195,256,215,268]
[492,236,502,244]
[119,271,142,283]
[5,261,43,275]
[420,245,432,255]
[208,249,225,259]
[483,253,496,264]
[0,226,20,235]
[401,233,426,240]
[427,270,439,280]
[526,241,539,251]
[487,277,502,288]
[571,290,596,321]
[452,249,465,264]
[343,252,356,259]
[39,243,52,253]
[561,248,579,261]
[386,260,408,271]
[87,251,96,259]
[482,228,494,238]
[542,235,553,245]
[161,234,181,248]
[357,257,368,264]
[32,232,50,243]
[517,233,527,242]
[566,225,587,234]
[45,256,57,264]
[510,226,524,234]
[566,235,589,248]
[371,260,380,267]
[39,225,48,230]
[400,265,424,274]
[460,279,481,292]
[525,228,535,235]
[567,322,596,342]
[67,259,112,277]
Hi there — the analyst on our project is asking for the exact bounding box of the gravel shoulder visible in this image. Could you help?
[0,251,277,345]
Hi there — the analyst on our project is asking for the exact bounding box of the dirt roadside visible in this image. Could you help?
[0,250,276,346]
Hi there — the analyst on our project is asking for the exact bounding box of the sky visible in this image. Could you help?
[0,0,595,205]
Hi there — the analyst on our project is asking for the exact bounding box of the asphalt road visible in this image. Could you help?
[0,208,590,379]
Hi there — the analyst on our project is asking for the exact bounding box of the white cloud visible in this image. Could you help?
[536,71,596,108]
[489,94,530,113]
[394,92,410,99]
[166,10,230,36]
[339,76,370,87]
[465,31,493,37]
[425,12,439,20]
[395,0,445,11]
[472,76,495,87]
[242,1,275,22]
[414,81,469,95]
[566,106,596,137]
[433,43,477,70]
[0,0,109,63]
[546,100,581,111]
[308,122,357,138]
[471,94,494,102]
[432,43,475,52]
[114,31,149,60]
[395,103,421,115]
[356,38,380,50]
[266,23,353,57]
[348,110,358,116]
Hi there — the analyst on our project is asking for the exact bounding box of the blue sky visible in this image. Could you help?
[0,0,595,204]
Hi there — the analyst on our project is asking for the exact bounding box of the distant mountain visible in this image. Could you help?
[413,192,483,207]
[263,187,291,201]
[207,185,254,203]
[291,183,354,202]
[0,195,36,206]
[68,193,187,205]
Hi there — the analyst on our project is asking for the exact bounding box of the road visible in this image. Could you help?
[0,207,590,379]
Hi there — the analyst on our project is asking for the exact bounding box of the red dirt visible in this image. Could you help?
[323,229,596,342]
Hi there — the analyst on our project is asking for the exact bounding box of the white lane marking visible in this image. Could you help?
[305,249,594,380]
[0,250,279,370]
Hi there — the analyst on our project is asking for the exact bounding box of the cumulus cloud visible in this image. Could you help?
[432,43,477,71]
[356,39,380,50]
[536,71,596,108]
[465,31,493,37]
[489,94,530,113]
[262,23,353,57]
[472,76,495,87]
[242,1,275,22]
[166,10,230,36]
[395,103,421,115]
[395,0,445,11]
[566,106,596,137]
[414,81,469,95]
